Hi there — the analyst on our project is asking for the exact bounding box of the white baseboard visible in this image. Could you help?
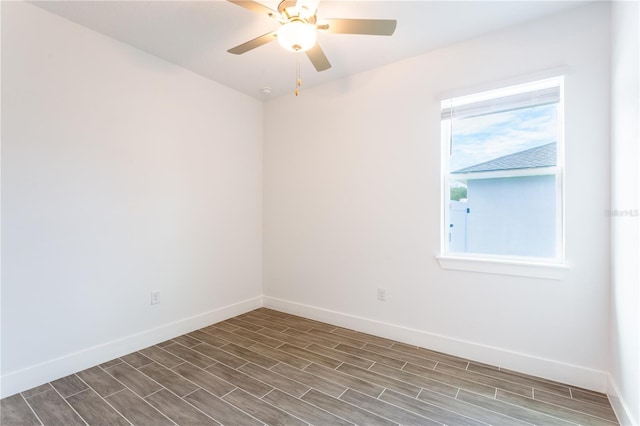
[609,375,638,426]
[263,296,609,393]
[0,295,263,398]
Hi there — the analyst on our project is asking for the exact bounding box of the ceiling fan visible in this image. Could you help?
[226,0,397,72]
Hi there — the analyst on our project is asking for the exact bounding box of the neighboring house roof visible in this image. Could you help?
[452,142,556,174]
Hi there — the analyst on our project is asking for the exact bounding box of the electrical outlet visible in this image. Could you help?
[151,290,160,305]
[377,288,386,301]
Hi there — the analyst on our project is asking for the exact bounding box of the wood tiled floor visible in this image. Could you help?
[1,308,619,425]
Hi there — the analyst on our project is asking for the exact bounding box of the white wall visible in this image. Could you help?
[264,2,611,391]
[1,2,263,397]
[610,1,640,424]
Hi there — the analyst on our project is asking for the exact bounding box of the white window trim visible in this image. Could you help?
[438,77,566,278]
[436,255,569,280]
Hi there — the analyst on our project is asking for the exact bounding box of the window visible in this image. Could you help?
[440,78,564,269]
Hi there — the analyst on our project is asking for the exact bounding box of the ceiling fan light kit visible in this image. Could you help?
[277,19,317,52]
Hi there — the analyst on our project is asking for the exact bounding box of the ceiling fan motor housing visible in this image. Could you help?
[278,0,317,23]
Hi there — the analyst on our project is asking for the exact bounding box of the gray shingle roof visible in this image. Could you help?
[452,142,556,174]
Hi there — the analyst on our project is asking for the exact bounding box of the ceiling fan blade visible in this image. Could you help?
[227,31,278,54]
[319,18,397,36]
[226,0,278,18]
[306,43,331,72]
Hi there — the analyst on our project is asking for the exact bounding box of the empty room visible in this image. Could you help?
[1,0,638,425]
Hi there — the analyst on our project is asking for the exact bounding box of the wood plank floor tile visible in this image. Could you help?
[139,362,198,397]
[376,362,462,398]
[27,389,85,426]
[223,389,307,426]
[570,387,612,407]
[417,388,533,426]
[139,345,184,368]
[157,339,176,348]
[468,363,572,398]
[229,325,283,347]
[433,362,534,397]
[205,362,273,398]
[340,388,441,426]
[223,317,265,333]
[255,327,313,347]
[301,388,398,426]
[1,393,41,426]
[307,328,367,348]
[263,388,354,426]
[399,362,497,398]
[304,362,385,398]
[120,351,153,369]
[305,343,374,369]
[362,343,438,369]
[497,389,618,426]
[50,374,87,398]
[188,330,228,347]
[282,328,339,347]
[334,343,407,369]
[66,389,130,426]
[201,325,257,348]
[270,363,347,398]
[220,342,279,368]
[104,362,162,398]
[162,342,217,369]
[391,342,470,369]
[145,388,219,425]
[190,342,247,368]
[534,388,618,422]
[456,389,576,426]
[184,388,263,426]
[238,362,310,397]
[99,358,123,369]
[249,342,312,369]
[279,343,343,368]
[237,313,289,332]
[271,311,338,333]
[337,363,421,397]
[172,334,202,348]
[211,320,241,332]
[106,389,173,426]
[21,384,52,399]
[171,362,236,397]
[76,366,124,398]
[379,388,485,426]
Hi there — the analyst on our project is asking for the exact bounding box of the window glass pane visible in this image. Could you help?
[442,79,562,261]
[450,104,558,172]
[447,176,556,258]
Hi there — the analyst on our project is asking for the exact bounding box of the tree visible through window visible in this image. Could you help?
[441,78,564,261]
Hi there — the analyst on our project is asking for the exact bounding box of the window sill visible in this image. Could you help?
[436,255,569,280]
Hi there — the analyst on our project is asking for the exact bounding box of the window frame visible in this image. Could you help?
[438,77,567,278]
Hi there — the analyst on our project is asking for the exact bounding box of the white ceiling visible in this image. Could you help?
[32,0,591,100]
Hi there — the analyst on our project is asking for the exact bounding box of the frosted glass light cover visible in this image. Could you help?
[277,21,317,52]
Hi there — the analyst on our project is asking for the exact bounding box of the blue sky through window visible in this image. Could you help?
[449,104,558,172]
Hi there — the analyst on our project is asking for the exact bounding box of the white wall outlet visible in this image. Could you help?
[151,290,160,305]
[377,288,386,301]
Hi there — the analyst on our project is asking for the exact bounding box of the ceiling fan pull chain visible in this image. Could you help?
[295,57,302,96]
